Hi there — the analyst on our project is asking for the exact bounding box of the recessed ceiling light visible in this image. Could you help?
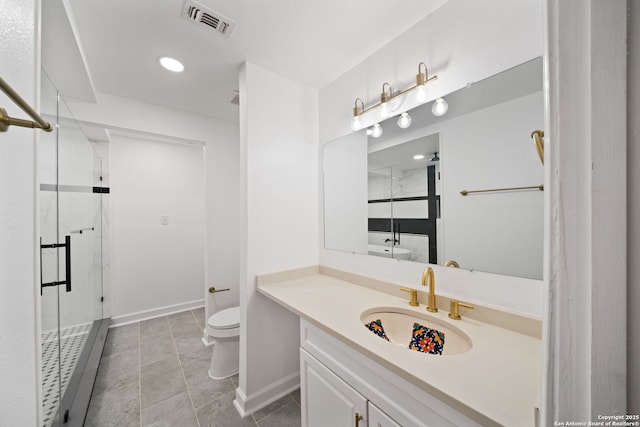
[159,57,184,73]
[413,154,425,160]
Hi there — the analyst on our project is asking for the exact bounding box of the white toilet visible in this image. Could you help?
[207,306,240,379]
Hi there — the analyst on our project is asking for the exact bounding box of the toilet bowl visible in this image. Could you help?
[207,306,240,379]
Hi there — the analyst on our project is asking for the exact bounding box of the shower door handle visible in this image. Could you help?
[40,235,71,294]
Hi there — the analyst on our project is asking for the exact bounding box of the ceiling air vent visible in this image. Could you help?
[181,0,236,38]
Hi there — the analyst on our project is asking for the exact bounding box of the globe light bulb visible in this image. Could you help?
[397,112,412,129]
[379,103,390,120]
[432,98,449,117]
[371,123,383,138]
[415,85,426,103]
[351,116,361,131]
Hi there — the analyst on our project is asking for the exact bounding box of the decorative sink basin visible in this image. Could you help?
[361,307,473,356]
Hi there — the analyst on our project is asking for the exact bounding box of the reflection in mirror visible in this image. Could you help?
[323,57,544,279]
[367,134,440,264]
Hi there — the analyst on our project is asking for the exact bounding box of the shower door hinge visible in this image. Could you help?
[100,296,104,302]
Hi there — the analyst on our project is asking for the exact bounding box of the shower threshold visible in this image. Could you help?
[48,318,110,427]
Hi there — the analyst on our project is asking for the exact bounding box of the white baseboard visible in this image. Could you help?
[109,299,204,327]
[233,371,300,418]
[202,329,215,347]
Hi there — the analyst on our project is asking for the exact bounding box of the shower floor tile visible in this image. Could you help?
[41,323,92,427]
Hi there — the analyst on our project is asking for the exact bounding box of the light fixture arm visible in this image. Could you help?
[381,83,392,103]
[353,98,365,117]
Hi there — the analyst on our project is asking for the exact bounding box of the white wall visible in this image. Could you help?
[68,94,240,324]
[319,0,544,317]
[109,134,205,319]
[628,0,640,414]
[320,0,543,144]
[323,132,368,253]
[441,92,543,279]
[237,62,319,415]
[541,0,628,421]
[0,0,41,424]
[205,122,240,322]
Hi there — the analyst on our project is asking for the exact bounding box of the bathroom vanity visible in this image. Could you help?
[257,266,541,427]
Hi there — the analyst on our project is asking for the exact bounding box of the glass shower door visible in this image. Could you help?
[39,70,106,427]
[39,70,62,427]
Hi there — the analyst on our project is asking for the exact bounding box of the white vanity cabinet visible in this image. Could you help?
[301,348,368,427]
[301,348,400,427]
[369,403,402,427]
[299,319,485,427]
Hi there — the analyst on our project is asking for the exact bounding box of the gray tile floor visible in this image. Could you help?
[86,308,301,427]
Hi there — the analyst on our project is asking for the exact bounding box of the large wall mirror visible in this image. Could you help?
[323,57,544,279]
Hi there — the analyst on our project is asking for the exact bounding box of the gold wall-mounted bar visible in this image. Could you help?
[460,185,544,196]
[0,76,52,132]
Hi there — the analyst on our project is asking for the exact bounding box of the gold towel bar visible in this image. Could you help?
[0,76,52,133]
[460,185,544,196]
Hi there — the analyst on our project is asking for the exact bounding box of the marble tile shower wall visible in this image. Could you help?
[86,308,302,427]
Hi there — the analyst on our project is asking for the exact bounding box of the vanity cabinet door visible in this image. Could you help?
[301,349,367,427]
[368,402,402,427]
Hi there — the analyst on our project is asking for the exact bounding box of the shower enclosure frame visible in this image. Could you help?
[39,70,110,427]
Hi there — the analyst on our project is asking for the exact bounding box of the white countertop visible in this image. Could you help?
[257,268,541,426]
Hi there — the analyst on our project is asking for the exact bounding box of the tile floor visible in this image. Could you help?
[85,308,302,427]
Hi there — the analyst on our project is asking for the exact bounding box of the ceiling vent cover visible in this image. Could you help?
[181,0,236,38]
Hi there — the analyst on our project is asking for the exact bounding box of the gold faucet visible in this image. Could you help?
[421,266,437,312]
[444,260,460,268]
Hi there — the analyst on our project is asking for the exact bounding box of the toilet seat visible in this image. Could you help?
[208,306,240,330]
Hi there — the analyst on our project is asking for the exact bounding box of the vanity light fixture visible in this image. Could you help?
[413,154,425,160]
[397,112,412,129]
[350,61,438,132]
[159,56,185,73]
[351,98,365,131]
[431,97,448,117]
[429,152,440,162]
[414,62,436,103]
[379,83,393,119]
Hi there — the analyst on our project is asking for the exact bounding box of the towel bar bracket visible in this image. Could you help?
[0,76,53,133]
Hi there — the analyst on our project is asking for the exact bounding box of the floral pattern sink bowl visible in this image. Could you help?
[361,307,473,356]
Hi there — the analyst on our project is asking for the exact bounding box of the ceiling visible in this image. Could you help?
[64,0,448,122]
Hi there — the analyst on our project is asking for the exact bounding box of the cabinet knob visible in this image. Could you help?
[355,412,364,427]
